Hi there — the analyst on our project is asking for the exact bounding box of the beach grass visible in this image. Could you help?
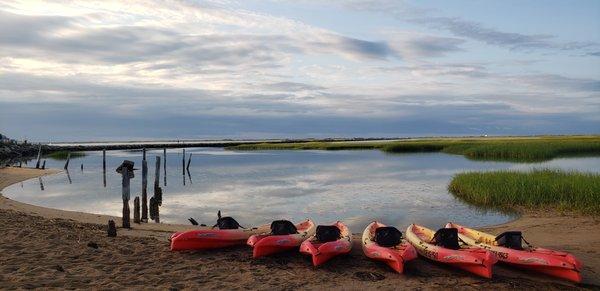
[46,151,86,160]
[448,169,600,215]
[227,136,600,162]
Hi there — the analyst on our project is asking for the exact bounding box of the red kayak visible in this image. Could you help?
[362,221,417,273]
[247,219,315,258]
[446,222,582,283]
[300,221,352,266]
[406,224,497,278]
[170,225,270,251]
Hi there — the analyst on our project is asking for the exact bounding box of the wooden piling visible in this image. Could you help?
[41,160,46,170]
[154,156,161,190]
[80,164,83,171]
[121,165,131,229]
[182,148,185,175]
[102,149,107,187]
[134,196,140,224]
[163,148,167,186]
[63,152,71,170]
[141,154,148,222]
[107,220,117,237]
[35,145,42,169]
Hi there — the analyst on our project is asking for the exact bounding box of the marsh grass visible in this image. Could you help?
[47,151,86,160]
[228,136,600,162]
[448,169,600,215]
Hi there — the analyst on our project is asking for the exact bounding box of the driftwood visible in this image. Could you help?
[107,220,117,237]
[134,196,140,224]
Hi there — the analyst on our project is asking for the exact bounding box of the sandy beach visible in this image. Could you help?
[1,167,598,290]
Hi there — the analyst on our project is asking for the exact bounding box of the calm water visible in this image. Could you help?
[5,149,600,231]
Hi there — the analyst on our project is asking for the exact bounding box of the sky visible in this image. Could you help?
[0,0,598,142]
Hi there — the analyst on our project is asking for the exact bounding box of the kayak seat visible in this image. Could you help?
[271,220,298,235]
[495,231,523,250]
[375,226,402,247]
[432,228,460,250]
[213,210,244,229]
[316,225,341,242]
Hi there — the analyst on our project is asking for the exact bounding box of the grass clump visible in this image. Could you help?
[228,136,600,162]
[47,151,86,160]
[448,169,600,215]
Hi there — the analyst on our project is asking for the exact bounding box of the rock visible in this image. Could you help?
[87,242,99,249]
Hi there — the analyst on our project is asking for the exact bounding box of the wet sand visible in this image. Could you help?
[1,167,598,289]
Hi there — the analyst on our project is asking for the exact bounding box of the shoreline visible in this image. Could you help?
[1,167,598,289]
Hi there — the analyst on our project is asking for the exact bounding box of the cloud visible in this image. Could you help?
[340,0,598,52]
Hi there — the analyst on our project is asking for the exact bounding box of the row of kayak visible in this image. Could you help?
[170,215,582,283]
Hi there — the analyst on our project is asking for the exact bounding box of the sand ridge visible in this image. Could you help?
[0,167,598,289]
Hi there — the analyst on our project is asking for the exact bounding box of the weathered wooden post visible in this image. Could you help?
[182,148,185,175]
[38,177,44,191]
[107,220,117,237]
[66,169,72,184]
[133,196,140,224]
[80,164,83,171]
[35,145,42,169]
[154,156,161,190]
[116,160,135,229]
[63,152,71,169]
[141,148,148,222]
[41,160,46,170]
[102,149,107,187]
[163,148,167,186]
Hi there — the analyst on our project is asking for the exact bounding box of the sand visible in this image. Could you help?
[1,167,598,290]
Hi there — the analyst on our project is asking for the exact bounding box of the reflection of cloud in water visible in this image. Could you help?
[10,149,597,231]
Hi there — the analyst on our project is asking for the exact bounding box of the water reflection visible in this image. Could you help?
[5,149,600,231]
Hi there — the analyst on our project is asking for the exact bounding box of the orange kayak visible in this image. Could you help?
[247,219,315,258]
[406,224,497,278]
[170,224,270,251]
[446,222,582,283]
[300,221,352,266]
[362,221,417,273]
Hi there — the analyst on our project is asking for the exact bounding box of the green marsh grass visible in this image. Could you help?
[228,136,600,162]
[448,169,600,215]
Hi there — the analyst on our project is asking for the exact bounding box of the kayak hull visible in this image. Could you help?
[247,219,316,258]
[446,222,582,283]
[406,224,497,278]
[300,221,352,266]
[362,221,418,273]
[170,225,270,251]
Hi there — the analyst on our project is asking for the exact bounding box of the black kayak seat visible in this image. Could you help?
[432,228,460,250]
[495,231,523,250]
[374,226,402,247]
[316,225,341,242]
[271,220,298,235]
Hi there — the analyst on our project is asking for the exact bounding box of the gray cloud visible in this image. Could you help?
[341,1,598,52]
